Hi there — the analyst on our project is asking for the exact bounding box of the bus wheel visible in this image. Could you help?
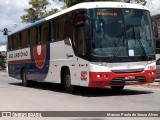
[111,86,124,91]
[22,69,28,87]
[64,68,74,93]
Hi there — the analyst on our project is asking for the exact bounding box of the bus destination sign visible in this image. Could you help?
[97,12,117,16]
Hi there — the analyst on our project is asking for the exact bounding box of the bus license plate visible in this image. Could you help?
[125,76,135,80]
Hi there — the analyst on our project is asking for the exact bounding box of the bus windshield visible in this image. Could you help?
[90,8,154,58]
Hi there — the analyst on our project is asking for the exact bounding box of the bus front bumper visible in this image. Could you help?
[89,69,156,87]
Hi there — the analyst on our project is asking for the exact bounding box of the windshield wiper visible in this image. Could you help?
[132,25,148,60]
[109,35,125,63]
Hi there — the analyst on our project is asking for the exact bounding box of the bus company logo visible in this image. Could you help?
[81,71,87,81]
[33,45,46,69]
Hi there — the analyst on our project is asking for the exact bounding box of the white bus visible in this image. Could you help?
[7,2,157,93]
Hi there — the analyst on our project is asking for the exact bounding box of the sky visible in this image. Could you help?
[146,0,160,15]
[0,0,160,44]
[0,0,63,44]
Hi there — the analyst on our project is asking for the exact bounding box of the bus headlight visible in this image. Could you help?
[97,74,108,79]
[151,72,155,75]
[97,74,102,78]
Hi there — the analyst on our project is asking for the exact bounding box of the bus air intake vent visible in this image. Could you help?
[110,76,146,85]
[111,69,143,74]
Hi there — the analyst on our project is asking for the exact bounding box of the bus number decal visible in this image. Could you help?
[148,66,155,70]
[81,71,87,81]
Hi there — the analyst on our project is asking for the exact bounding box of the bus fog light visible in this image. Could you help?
[104,74,108,78]
[148,72,151,76]
[151,72,155,75]
[97,74,102,78]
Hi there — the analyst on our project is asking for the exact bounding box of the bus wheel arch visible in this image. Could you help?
[61,66,74,93]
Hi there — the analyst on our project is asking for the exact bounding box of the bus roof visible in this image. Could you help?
[10,2,149,35]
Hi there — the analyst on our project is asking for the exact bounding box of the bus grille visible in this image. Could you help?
[112,69,143,74]
[110,76,146,85]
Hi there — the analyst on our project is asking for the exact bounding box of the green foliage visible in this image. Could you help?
[21,0,58,23]
[44,8,59,17]
[0,55,5,67]
[59,0,116,7]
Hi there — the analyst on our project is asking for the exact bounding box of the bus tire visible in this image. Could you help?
[22,69,28,87]
[64,68,74,93]
[111,86,124,91]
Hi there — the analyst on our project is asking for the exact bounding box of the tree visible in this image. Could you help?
[58,0,116,7]
[0,53,5,68]
[122,0,146,5]
[21,0,58,23]
[44,8,59,17]
[57,0,146,7]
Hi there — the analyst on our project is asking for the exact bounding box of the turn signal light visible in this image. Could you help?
[104,74,108,78]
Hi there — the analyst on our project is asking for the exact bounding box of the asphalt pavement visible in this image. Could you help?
[0,71,160,120]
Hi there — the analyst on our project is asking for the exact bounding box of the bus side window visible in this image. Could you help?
[21,30,28,48]
[41,22,50,43]
[77,27,87,56]
[53,18,59,41]
[59,16,66,40]
[13,34,18,50]
[29,27,38,46]
[8,36,12,51]
[65,14,73,39]
[49,21,53,42]
[12,36,14,50]
[11,36,14,50]
[52,20,55,41]
[19,33,22,48]
[52,19,58,41]
[73,10,88,57]
[38,25,41,44]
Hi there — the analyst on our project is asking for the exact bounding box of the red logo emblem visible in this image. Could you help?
[81,71,87,81]
[33,45,46,69]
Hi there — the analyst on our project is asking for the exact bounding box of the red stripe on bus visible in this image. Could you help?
[8,59,31,64]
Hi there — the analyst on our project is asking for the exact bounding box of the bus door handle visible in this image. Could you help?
[66,54,73,58]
